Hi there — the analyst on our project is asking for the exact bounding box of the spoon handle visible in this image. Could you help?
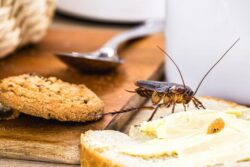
[102,20,164,51]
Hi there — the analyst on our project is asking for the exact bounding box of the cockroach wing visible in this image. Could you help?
[135,80,174,93]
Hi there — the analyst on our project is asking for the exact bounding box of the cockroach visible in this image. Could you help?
[101,38,240,121]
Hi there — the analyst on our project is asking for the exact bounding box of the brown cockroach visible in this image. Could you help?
[101,38,240,121]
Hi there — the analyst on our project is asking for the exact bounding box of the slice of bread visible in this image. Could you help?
[0,74,104,122]
[80,97,249,167]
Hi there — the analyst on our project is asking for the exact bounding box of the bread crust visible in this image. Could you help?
[0,74,104,122]
[81,133,123,167]
[202,96,247,109]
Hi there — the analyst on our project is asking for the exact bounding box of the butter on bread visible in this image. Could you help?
[0,74,104,122]
[81,97,250,167]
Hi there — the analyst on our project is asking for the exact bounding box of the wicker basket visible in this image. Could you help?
[0,0,56,58]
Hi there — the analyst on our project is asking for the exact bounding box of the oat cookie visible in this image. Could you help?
[0,74,104,122]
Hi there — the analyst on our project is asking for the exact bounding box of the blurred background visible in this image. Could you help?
[56,0,165,24]
[0,0,249,104]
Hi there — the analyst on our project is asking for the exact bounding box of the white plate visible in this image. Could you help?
[57,0,165,23]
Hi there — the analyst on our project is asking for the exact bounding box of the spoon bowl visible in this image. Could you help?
[56,51,123,73]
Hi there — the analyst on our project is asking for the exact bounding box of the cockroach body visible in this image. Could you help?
[135,81,194,106]
[135,81,201,108]
[133,81,204,120]
[99,38,240,121]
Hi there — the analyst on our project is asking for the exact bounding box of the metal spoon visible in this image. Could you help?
[56,20,164,73]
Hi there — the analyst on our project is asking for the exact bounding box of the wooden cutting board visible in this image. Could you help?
[0,26,164,164]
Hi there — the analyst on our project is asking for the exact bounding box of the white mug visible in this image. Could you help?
[165,0,250,105]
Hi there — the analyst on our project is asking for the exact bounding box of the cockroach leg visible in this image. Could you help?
[147,103,163,121]
[198,100,206,109]
[166,102,171,108]
[183,103,187,111]
[193,97,206,109]
[171,102,176,113]
[192,99,200,110]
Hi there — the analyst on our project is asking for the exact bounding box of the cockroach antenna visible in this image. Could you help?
[194,38,240,95]
[157,46,186,88]
[95,39,240,120]
[93,106,155,117]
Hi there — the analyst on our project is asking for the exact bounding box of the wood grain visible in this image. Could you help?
[0,26,164,164]
[0,158,77,167]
